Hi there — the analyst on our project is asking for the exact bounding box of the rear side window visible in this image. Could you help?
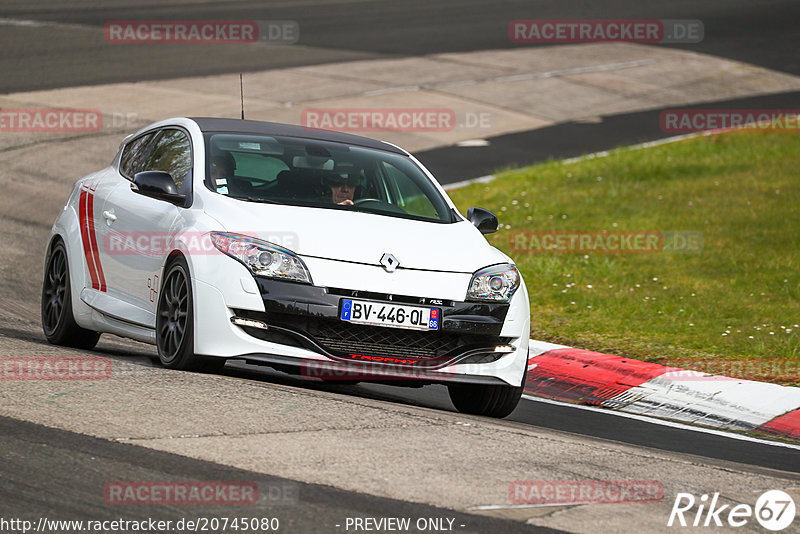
[119,132,156,179]
[144,129,193,189]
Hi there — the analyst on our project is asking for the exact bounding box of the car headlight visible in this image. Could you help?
[467,264,520,302]
[210,232,312,284]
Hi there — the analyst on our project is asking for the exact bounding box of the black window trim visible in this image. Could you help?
[118,129,158,181]
[118,125,195,208]
[119,126,194,180]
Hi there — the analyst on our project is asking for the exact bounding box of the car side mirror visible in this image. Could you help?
[467,207,499,234]
[132,171,186,207]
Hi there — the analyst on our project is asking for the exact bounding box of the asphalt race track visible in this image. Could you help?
[0,415,554,534]
[417,89,800,183]
[0,0,798,93]
[1,1,799,532]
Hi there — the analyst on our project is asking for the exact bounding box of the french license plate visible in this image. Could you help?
[340,299,439,331]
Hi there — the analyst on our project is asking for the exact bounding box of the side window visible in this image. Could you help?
[144,129,192,189]
[381,162,440,219]
[119,133,155,179]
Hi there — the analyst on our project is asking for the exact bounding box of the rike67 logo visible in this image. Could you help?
[668,490,796,531]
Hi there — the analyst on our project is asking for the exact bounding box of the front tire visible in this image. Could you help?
[447,379,525,419]
[41,240,101,349]
[156,256,224,373]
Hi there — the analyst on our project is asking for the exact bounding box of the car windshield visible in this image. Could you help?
[203,132,454,223]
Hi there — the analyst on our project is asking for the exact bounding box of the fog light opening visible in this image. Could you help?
[231,316,269,330]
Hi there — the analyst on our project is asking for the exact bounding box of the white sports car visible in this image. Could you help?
[41,117,529,417]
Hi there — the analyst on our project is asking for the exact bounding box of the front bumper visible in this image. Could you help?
[192,266,530,387]
[231,277,514,370]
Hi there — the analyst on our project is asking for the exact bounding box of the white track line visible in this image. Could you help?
[442,174,497,190]
[520,394,800,450]
[469,503,576,511]
[0,17,93,31]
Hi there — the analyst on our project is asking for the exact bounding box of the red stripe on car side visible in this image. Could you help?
[78,189,100,290]
[85,192,107,292]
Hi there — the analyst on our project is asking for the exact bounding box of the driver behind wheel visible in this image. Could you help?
[324,172,361,205]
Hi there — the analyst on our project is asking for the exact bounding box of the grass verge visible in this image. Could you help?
[446,129,799,385]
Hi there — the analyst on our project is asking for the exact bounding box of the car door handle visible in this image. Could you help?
[102,210,117,223]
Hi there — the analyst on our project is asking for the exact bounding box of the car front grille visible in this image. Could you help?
[307,319,461,360]
[235,310,507,363]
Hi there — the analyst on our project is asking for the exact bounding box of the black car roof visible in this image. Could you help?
[188,117,407,155]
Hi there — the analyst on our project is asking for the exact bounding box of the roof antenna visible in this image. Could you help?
[239,73,245,120]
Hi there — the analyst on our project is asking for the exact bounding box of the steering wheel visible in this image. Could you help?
[353,198,383,205]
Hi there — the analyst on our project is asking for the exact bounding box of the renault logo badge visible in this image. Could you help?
[380,253,400,272]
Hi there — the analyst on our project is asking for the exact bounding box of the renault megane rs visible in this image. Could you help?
[41,117,529,417]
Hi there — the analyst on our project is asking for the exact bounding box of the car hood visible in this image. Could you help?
[205,198,509,273]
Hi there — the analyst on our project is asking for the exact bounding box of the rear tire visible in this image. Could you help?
[155,256,225,373]
[41,240,101,350]
[447,378,525,419]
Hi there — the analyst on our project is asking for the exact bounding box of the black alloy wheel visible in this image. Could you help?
[156,256,224,372]
[41,240,101,349]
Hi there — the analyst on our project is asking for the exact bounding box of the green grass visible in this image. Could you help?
[447,130,800,384]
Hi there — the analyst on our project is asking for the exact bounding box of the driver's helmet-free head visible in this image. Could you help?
[323,171,361,188]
